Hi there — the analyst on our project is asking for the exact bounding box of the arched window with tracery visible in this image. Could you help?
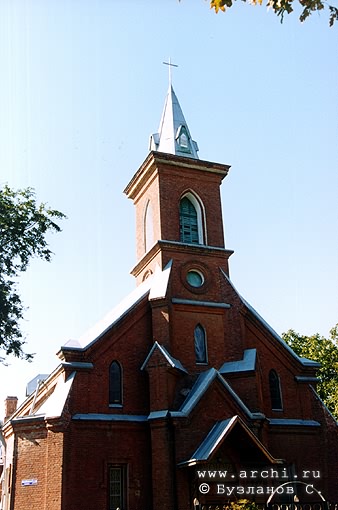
[194,324,207,364]
[179,193,205,244]
[269,369,283,410]
[109,361,122,406]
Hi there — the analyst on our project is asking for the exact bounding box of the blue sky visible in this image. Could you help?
[1,0,337,408]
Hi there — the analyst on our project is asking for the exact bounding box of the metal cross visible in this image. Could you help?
[163,57,178,86]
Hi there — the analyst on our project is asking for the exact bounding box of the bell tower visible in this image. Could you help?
[124,84,233,286]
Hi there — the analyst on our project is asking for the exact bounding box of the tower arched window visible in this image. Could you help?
[269,369,283,410]
[144,200,154,253]
[194,324,208,364]
[109,361,122,406]
[179,193,205,244]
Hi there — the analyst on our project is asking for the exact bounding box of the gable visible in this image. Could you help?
[179,415,283,467]
[172,368,264,421]
[141,341,187,373]
[3,369,76,427]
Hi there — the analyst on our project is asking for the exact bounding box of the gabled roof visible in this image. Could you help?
[33,372,75,419]
[63,276,153,350]
[149,85,199,159]
[141,341,187,373]
[4,370,75,425]
[179,415,283,467]
[62,262,172,351]
[171,368,264,420]
[220,269,321,369]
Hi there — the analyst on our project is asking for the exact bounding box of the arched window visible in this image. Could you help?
[144,200,154,253]
[109,361,122,406]
[194,324,207,364]
[180,196,198,244]
[269,369,283,410]
[180,193,205,244]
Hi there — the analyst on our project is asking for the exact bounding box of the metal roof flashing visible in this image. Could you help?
[219,349,257,374]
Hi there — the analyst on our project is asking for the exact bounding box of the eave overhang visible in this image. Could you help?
[124,151,230,201]
[131,240,233,278]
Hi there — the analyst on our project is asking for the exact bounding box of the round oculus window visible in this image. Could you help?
[186,270,204,288]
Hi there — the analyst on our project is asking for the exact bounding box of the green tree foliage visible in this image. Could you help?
[210,0,338,26]
[282,325,338,419]
[0,185,66,363]
[228,500,261,510]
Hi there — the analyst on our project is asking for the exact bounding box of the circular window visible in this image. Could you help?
[186,270,204,288]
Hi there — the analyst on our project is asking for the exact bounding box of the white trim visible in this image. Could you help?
[186,269,204,288]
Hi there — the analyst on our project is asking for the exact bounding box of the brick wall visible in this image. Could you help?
[62,421,152,510]
[11,421,64,510]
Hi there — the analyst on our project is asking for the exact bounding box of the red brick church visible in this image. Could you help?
[1,83,337,510]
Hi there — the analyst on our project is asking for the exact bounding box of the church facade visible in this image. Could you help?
[1,85,337,510]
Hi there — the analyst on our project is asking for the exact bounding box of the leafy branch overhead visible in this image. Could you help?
[0,185,66,363]
[282,325,338,419]
[210,0,338,25]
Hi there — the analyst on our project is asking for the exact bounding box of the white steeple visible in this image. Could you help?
[149,84,199,159]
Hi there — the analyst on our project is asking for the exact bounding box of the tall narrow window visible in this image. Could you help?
[194,324,207,364]
[180,196,199,244]
[144,200,154,253]
[109,361,122,406]
[109,465,126,510]
[269,369,283,410]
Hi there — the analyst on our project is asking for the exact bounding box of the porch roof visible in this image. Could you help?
[178,415,283,467]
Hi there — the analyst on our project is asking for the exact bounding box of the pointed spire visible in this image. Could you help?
[149,84,199,159]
